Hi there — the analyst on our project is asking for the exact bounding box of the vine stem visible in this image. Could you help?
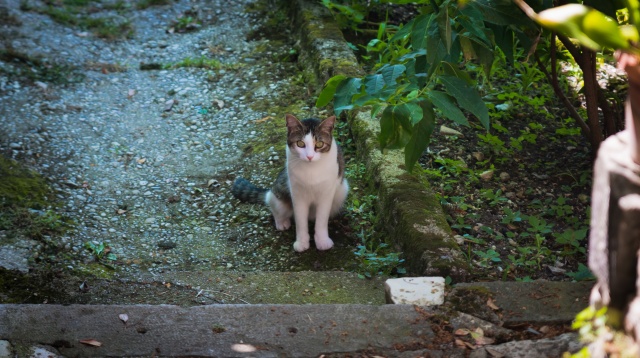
[511,0,538,20]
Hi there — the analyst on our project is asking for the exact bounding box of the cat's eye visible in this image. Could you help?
[315,141,324,149]
[296,140,305,148]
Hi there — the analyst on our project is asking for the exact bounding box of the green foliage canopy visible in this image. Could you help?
[317,0,536,171]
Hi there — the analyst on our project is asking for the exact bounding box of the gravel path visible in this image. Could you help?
[0,0,358,291]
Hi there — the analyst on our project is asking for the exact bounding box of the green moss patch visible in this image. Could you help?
[0,155,70,240]
[0,156,53,210]
[21,0,134,40]
[0,49,85,84]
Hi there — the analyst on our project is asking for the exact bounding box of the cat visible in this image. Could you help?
[231,114,349,252]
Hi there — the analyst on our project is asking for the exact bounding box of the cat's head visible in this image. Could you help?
[285,114,335,162]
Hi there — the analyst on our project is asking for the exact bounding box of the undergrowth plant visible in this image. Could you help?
[317,0,540,171]
[85,241,117,263]
[336,120,406,278]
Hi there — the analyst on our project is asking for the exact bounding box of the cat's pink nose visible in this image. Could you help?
[307,155,313,161]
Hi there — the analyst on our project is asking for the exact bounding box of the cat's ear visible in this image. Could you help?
[319,116,336,133]
[285,114,302,129]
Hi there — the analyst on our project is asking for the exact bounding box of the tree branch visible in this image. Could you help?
[534,53,591,139]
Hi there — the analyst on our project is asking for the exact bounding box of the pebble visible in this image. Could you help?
[0,0,330,280]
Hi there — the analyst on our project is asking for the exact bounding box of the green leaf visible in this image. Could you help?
[490,23,514,64]
[364,74,385,96]
[437,4,452,53]
[377,21,387,40]
[334,78,362,115]
[627,0,640,26]
[470,40,495,78]
[379,105,413,150]
[457,16,492,49]
[405,100,435,172]
[316,75,347,108]
[440,75,489,129]
[581,8,629,50]
[352,93,378,107]
[428,90,469,126]
[441,62,473,84]
[380,64,406,86]
[411,13,433,50]
[470,0,536,28]
[391,18,415,42]
[403,102,423,125]
[426,17,447,65]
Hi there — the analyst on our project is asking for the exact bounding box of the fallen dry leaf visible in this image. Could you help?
[487,298,500,310]
[137,158,146,164]
[255,116,273,124]
[454,338,467,347]
[454,328,470,336]
[119,313,128,323]
[471,328,495,346]
[79,339,102,347]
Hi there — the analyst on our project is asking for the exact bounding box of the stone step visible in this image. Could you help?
[0,304,458,358]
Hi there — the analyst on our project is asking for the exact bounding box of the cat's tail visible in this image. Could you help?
[231,177,268,204]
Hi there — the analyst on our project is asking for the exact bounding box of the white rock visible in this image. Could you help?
[31,346,61,357]
[440,125,463,137]
[479,170,494,181]
[0,340,12,358]
[385,277,445,306]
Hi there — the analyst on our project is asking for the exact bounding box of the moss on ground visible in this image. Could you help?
[0,268,71,303]
[0,155,73,241]
[0,156,52,209]
[20,0,135,40]
[0,49,85,84]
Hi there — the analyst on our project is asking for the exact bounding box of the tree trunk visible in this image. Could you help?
[589,53,640,352]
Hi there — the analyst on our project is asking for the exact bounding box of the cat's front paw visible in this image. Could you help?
[293,239,310,252]
[314,235,334,251]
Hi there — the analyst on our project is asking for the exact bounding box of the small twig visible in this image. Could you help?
[216,291,250,304]
[534,53,591,139]
[511,0,537,19]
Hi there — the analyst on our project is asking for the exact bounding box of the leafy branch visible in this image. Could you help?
[317,0,529,171]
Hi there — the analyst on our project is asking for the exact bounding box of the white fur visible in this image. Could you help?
[266,134,348,252]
